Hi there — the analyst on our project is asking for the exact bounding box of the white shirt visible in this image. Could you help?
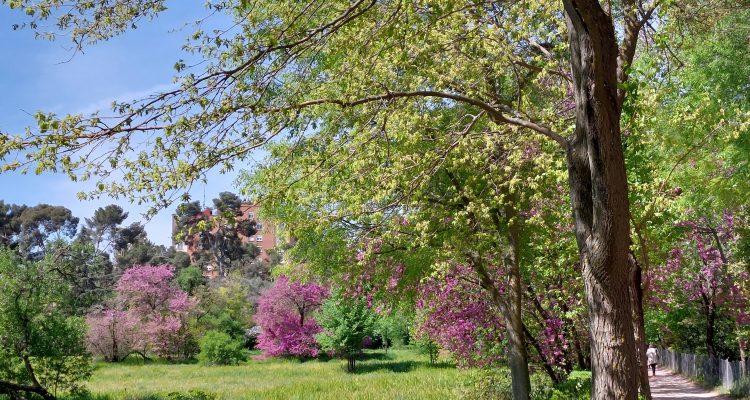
[646,347,659,365]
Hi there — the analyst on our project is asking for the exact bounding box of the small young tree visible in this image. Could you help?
[254,276,328,358]
[0,249,92,399]
[316,291,377,372]
[192,273,253,343]
[374,312,411,353]
[415,336,440,366]
[177,265,206,295]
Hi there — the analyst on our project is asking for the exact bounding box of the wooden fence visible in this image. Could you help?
[659,347,748,390]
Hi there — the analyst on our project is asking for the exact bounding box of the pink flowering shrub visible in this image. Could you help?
[86,265,198,361]
[254,276,328,358]
[415,265,505,368]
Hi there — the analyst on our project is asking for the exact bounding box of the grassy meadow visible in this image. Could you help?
[75,349,472,400]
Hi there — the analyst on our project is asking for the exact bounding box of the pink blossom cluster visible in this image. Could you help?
[86,309,145,362]
[254,276,329,358]
[647,212,750,326]
[537,317,570,365]
[415,265,505,368]
[87,265,197,361]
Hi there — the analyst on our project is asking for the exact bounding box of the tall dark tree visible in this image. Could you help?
[0,201,25,248]
[79,204,129,250]
[16,204,79,257]
[173,193,258,277]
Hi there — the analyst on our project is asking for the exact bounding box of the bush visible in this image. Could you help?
[730,377,750,398]
[545,371,592,400]
[166,390,217,400]
[460,369,591,400]
[198,331,247,365]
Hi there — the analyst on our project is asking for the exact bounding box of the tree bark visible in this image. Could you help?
[347,356,356,372]
[702,294,717,358]
[0,380,55,400]
[20,355,55,400]
[739,333,747,377]
[449,170,531,400]
[562,1,640,398]
[504,202,532,400]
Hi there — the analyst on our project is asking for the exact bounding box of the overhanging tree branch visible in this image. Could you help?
[259,90,567,146]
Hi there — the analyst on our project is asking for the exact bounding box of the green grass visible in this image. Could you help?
[76,349,472,400]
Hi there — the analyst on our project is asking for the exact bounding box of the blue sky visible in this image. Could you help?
[0,3,240,246]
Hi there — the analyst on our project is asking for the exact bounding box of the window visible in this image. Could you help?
[247,212,254,219]
[256,223,263,229]
[256,236,263,242]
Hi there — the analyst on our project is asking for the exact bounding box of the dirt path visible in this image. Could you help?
[649,367,731,399]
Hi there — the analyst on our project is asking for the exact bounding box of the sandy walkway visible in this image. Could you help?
[649,367,731,399]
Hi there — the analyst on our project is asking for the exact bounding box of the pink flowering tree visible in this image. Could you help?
[415,265,505,368]
[647,212,750,358]
[86,265,198,361]
[254,276,328,358]
[86,309,146,361]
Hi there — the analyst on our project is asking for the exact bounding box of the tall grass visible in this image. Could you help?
[68,349,470,400]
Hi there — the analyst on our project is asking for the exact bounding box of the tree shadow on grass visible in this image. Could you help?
[354,360,418,374]
[353,360,455,374]
[357,352,394,361]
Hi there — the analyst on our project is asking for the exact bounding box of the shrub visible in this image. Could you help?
[198,330,247,365]
[730,377,750,397]
[549,371,591,399]
[461,368,589,400]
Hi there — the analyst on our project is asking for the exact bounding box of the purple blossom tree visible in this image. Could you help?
[86,309,145,362]
[415,265,505,368]
[254,276,328,358]
[647,212,750,358]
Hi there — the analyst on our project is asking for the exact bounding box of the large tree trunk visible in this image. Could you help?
[739,333,747,377]
[562,1,640,398]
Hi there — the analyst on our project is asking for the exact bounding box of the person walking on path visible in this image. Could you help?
[647,344,660,376]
